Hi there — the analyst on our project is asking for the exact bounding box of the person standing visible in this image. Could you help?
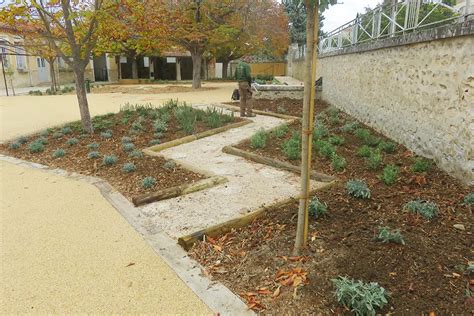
[235,58,255,117]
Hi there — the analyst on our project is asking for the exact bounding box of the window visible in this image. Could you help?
[0,40,10,68]
[15,45,26,70]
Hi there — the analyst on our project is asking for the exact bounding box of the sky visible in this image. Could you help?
[321,0,382,32]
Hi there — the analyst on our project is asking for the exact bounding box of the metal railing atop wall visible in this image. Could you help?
[319,0,472,54]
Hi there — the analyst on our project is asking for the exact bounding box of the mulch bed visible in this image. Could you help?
[224,98,307,117]
[189,100,473,314]
[1,104,241,202]
[92,85,217,94]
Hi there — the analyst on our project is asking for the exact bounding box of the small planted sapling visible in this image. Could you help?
[122,162,136,173]
[328,135,345,146]
[142,176,157,189]
[346,180,371,199]
[28,141,44,153]
[331,154,347,172]
[378,141,397,153]
[52,149,66,158]
[66,138,79,146]
[366,149,383,170]
[376,227,405,245]
[103,155,118,166]
[308,197,328,218]
[315,140,336,159]
[357,145,372,157]
[282,132,301,160]
[250,128,268,149]
[404,199,438,220]
[411,158,431,173]
[273,124,289,138]
[381,165,399,185]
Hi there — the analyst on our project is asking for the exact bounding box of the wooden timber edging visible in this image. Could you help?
[177,181,337,251]
[222,146,336,183]
[218,103,301,121]
[132,176,228,206]
[146,119,252,153]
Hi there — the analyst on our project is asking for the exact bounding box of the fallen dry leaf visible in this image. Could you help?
[272,286,281,298]
[125,262,135,267]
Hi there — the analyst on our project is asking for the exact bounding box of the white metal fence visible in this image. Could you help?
[319,0,472,53]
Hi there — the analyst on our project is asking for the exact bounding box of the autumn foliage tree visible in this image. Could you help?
[0,0,106,133]
[96,0,170,79]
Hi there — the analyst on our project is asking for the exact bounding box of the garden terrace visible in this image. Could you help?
[224,98,308,118]
[189,101,473,314]
[1,101,243,204]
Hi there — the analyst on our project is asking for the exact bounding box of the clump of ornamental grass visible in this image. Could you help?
[16,136,28,144]
[88,151,100,159]
[129,150,143,158]
[65,138,79,146]
[163,160,177,170]
[122,162,137,173]
[381,165,399,185]
[366,149,383,170]
[39,129,50,137]
[313,121,329,140]
[103,155,118,166]
[463,192,474,205]
[331,154,347,172]
[87,143,99,150]
[378,141,397,153]
[328,135,345,146]
[28,141,44,153]
[52,132,64,139]
[153,119,168,134]
[35,137,48,145]
[149,139,161,146]
[357,145,372,158]
[250,128,268,149]
[9,142,21,149]
[315,140,336,159]
[346,180,371,199]
[100,130,113,139]
[52,149,66,158]
[376,227,405,245]
[273,124,289,138]
[404,199,438,220]
[309,197,328,218]
[332,277,389,316]
[121,136,133,144]
[61,126,73,135]
[340,121,360,133]
[411,158,431,173]
[122,143,135,152]
[282,132,301,160]
[142,176,157,189]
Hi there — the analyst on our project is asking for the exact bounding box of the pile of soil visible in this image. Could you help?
[1,107,240,202]
[190,100,473,314]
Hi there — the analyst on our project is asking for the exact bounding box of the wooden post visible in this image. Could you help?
[176,57,181,81]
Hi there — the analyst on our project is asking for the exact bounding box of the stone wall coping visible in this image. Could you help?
[253,83,304,91]
[319,19,474,58]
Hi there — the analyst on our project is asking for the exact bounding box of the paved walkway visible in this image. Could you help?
[0,160,211,314]
[139,106,325,238]
[0,82,237,142]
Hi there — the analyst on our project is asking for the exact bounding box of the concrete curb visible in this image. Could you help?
[0,154,254,316]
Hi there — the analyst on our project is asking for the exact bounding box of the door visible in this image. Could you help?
[37,57,49,82]
[93,54,108,81]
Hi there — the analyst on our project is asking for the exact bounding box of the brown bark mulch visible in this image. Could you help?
[190,99,473,314]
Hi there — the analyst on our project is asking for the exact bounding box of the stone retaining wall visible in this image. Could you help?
[317,21,473,184]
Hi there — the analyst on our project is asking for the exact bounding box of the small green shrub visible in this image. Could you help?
[357,145,372,158]
[122,162,136,173]
[153,119,168,134]
[315,140,336,159]
[376,227,405,245]
[328,135,345,146]
[463,192,474,205]
[39,130,50,137]
[381,165,399,185]
[92,117,113,130]
[9,142,21,149]
[250,128,268,149]
[28,141,44,153]
[100,130,113,139]
[61,126,73,135]
[404,200,438,220]
[149,139,161,146]
[103,155,118,166]
[346,180,371,199]
[276,105,286,114]
[205,107,225,128]
[364,135,381,147]
[87,143,99,150]
[332,154,347,172]
[175,105,197,134]
[16,136,28,144]
[131,119,144,132]
[378,141,397,153]
[36,137,48,145]
[340,121,360,133]
[121,136,133,144]
[366,149,383,170]
[142,176,157,189]
[129,150,143,158]
[282,132,301,160]
[66,138,79,146]
[154,131,164,139]
[87,151,100,159]
[163,160,177,170]
[273,124,289,138]
[313,121,329,140]
[123,143,135,152]
[354,128,370,140]
[52,132,64,139]
[332,277,389,316]
[52,149,66,158]
[309,197,328,218]
[411,158,431,173]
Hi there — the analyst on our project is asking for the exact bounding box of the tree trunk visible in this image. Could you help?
[294,1,318,255]
[73,68,94,133]
[190,47,203,89]
[116,56,121,80]
[176,58,181,81]
[131,57,138,79]
[48,57,57,92]
[222,60,229,79]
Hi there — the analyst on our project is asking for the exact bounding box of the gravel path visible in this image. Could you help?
[139,105,327,239]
